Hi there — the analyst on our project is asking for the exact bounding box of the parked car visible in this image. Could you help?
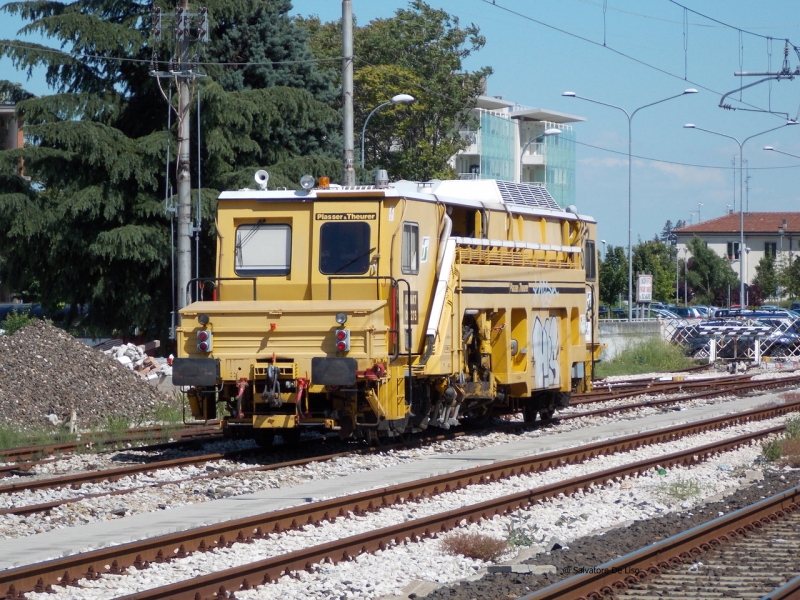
[791,301,800,311]
[611,308,627,319]
[598,305,609,318]
[672,306,704,319]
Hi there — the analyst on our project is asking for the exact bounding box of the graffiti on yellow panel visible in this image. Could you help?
[532,316,560,388]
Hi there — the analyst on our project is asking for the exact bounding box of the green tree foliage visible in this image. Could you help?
[0,0,340,334]
[632,239,675,302]
[300,0,492,181]
[599,245,627,306]
[753,255,778,298]
[685,235,738,305]
[781,256,800,299]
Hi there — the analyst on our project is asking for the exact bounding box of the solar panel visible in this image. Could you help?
[495,181,560,211]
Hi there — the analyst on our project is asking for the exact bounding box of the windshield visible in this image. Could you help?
[319,222,372,275]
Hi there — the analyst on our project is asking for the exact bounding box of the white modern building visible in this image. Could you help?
[0,104,22,152]
[450,94,584,208]
[674,212,800,286]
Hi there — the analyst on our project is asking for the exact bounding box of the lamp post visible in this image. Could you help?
[360,94,415,169]
[745,247,751,306]
[697,202,703,222]
[600,239,607,258]
[669,233,678,305]
[563,89,698,320]
[683,247,689,306]
[519,128,562,183]
[684,121,797,306]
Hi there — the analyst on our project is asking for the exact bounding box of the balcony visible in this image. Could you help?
[520,142,546,166]
[458,130,481,155]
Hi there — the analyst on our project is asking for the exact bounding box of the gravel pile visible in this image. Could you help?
[0,321,172,430]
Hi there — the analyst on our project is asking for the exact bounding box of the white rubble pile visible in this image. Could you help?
[105,343,172,381]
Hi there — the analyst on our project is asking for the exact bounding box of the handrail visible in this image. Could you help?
[185,277,257,304]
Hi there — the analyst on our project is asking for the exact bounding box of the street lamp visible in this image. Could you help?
[360,93,415,169]
[697,202,703,222]
[600,239,607,258]
[684,120,797,306]
[519,128,561,183]
[563,88,698,320]
[682,247,689,306]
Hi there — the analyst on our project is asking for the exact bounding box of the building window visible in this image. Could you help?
[402,222,419,274]
[234,224,291,276]
[727,241,740,260]
[319,222,372,274]
[765,242,777,259]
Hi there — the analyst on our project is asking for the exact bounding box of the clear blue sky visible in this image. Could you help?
[3,1,800,249]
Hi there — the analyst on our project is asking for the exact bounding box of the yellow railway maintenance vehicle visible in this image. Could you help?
[173,173,601,446]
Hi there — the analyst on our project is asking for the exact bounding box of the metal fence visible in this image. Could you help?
[656,314,800,362]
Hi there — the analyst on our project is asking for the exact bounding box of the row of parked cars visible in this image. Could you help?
[597,301,800,359]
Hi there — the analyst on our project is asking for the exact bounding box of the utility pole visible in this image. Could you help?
[342,0,356,186]
[744,160,751,213]
[151,4,209,321]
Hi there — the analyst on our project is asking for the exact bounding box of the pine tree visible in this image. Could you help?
[0,0,341,334]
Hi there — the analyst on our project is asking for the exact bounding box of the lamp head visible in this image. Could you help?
[683,124,696,129]
[683,89,699,94]
[391,94,415,105]
[788,120,799,125]
[764,146,775,151]
[562,91,576,97]
[543,128,562,136]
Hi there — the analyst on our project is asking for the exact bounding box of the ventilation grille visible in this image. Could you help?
[496,181,560,211]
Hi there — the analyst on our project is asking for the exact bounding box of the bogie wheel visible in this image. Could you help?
[278,429,301,446]
[254,431,275,449]
[523,405,537,424]
[538,408,554,422]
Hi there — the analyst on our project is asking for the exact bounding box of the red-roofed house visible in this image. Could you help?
[674,212,800,286]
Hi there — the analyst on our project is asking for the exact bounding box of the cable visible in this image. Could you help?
[571,138,800,171]
[664,0,781,42]
[478,0,790,119]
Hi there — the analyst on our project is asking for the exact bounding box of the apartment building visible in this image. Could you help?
[450,95,584,208]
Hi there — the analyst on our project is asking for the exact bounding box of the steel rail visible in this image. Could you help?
[110,417,797,600]
[519,485,800,600]
[4,374,799,513]
[0,424,221,468]
[2,400,797,598]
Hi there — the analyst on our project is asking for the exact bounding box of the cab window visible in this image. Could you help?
[402,222,419,274]
[319,222,372,274]
[235,224,291,276]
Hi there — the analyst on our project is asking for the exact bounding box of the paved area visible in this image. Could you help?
[0,393,790,570]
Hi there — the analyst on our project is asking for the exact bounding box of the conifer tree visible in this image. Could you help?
[0,0,340,334]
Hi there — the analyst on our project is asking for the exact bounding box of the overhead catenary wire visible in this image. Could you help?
[478,0,791,119]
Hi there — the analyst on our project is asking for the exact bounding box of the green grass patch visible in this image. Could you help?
[595,337,694,378]
[656,478,702,504]
[0,424,77,451]
[761,416,800,463]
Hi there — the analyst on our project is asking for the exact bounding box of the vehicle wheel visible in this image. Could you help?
[769,345,790,358]
[254,431,275,449]
[523,404,537,424]
[538,408,554,422]
[278,429,301,446]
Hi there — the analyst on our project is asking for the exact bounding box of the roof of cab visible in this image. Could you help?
[218,178,596,224]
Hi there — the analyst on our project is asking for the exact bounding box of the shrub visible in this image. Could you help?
[441,532,508,562]
[1,309,38,336]
[595,337,693,378]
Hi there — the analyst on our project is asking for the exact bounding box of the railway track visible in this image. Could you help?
[3,372,799,517]
[521,485,800,600]
[0,423,221,467]
[2,399,797,599]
